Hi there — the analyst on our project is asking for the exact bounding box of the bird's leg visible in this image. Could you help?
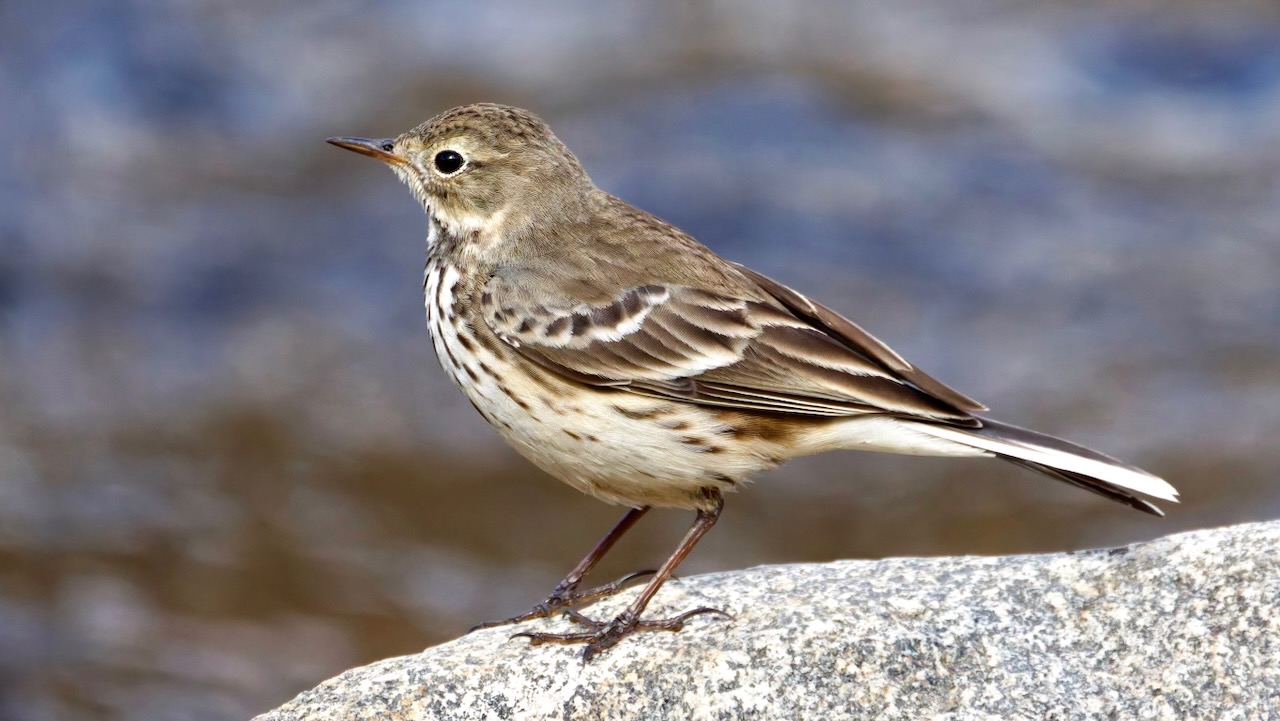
[514,490,732,661]
[470,506,652,631]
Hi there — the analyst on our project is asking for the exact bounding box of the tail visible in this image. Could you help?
[910,418,1179,516]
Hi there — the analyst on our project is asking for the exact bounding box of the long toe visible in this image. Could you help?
[567,569,657,606]
[510,629,598,646]
[508,607,733,662]
[468,604,553,632]
[633,606,733,631]
[469,569,657,633]
[560,607,607,630]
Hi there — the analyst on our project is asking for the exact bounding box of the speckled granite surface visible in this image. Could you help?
[255,522,1279,720]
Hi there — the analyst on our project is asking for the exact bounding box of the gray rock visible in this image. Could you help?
[255,522,1280,721]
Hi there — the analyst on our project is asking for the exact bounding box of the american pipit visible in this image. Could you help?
[328,104,1178,660]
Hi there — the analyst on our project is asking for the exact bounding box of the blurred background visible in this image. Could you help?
[2,1,1279,719]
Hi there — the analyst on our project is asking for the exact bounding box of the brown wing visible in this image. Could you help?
[729,263,987,413]
[482,266,982,423]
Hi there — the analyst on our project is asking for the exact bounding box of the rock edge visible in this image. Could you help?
[255,522,1280,721]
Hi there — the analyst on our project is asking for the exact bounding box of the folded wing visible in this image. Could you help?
[482,266,980,423]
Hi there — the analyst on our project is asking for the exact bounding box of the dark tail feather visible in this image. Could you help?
[909,417,1177,514]
[1000,458,1165,517]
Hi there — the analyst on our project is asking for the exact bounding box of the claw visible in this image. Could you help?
[470,605,549,633]
[469,569,658,633]
[635,606,733,630]
[606,568,659,590]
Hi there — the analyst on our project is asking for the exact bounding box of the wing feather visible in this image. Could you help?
[482,266,981,423]
[731,263,988,412]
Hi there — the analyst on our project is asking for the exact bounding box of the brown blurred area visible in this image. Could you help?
[2,2,1279,719]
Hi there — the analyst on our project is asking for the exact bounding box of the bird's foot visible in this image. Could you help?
[468,569,657,632]
[513,606,732,662]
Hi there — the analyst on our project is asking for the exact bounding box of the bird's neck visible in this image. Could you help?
[425,188,605,267]
[424,204,502,266]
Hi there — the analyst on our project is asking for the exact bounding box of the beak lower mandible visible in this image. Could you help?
[326,136,406,166]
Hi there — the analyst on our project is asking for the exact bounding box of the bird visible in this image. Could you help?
[327,103,1178,661]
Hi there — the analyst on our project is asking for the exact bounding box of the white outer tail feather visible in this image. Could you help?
[910,421,1180,503]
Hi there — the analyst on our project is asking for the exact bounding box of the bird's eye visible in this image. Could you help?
[379,141,394,152]
[433,150,466,175]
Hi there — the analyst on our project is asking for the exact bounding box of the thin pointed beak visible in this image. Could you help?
[326,136,406,166]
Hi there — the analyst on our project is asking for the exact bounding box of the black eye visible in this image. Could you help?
[434,150,465,175]
[379,141,394,152]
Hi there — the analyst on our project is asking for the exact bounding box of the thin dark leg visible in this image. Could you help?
[514,490,731,661]
[470,506,652,631]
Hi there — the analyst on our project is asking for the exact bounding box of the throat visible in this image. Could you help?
[425,209,508,266]
[425,215,465,261]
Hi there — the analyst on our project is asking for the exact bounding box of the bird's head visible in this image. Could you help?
[328,104,595,244]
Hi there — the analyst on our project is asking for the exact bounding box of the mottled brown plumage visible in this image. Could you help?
[327,103,1178,660]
